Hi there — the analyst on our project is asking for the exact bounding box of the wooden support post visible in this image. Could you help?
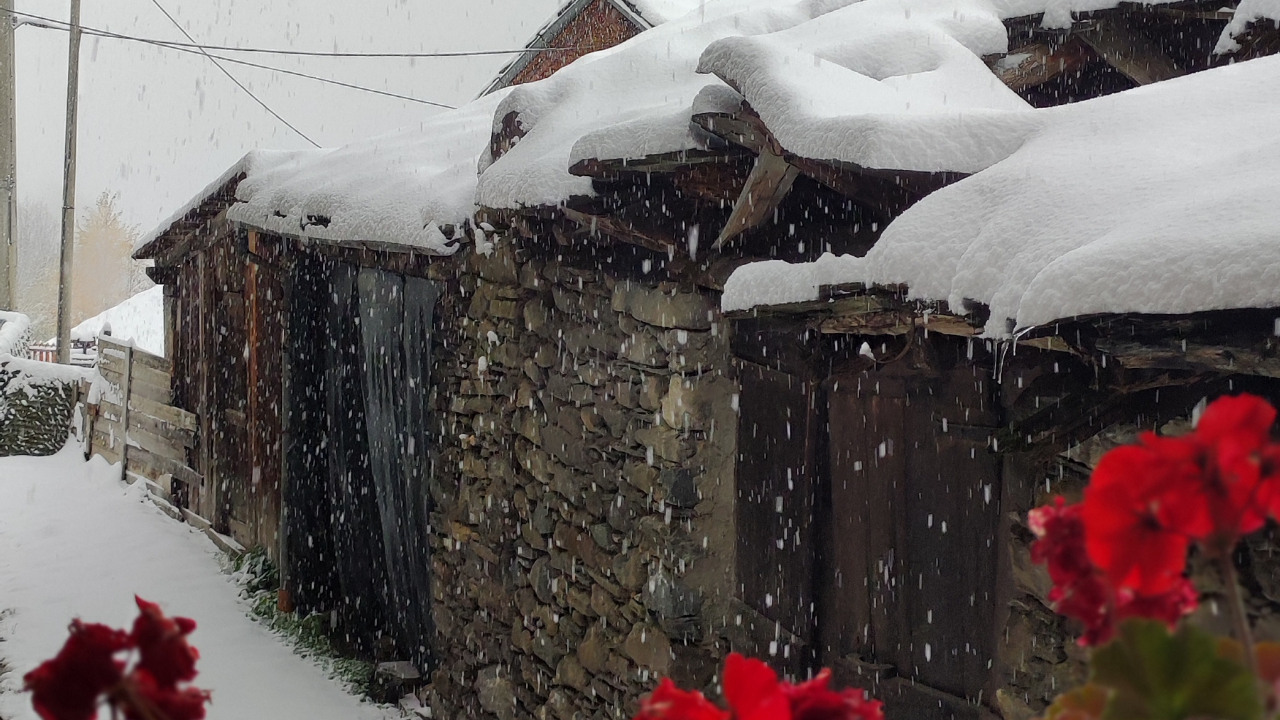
[119,342,133,482]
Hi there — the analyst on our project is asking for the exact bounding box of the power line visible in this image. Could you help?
[5,7,581,59]
[10,9,466,109]
[125,33,457,108]
[16,16,457,109]
[146,0,319,147]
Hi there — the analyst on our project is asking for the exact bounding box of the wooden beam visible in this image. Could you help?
[989,38,1094,91]
[714,147,799,249]
[561,207,678,254]
[1097,338,1280,379]
[1077,17,1183,85]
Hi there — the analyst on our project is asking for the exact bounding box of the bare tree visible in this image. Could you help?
[71,192,151,325]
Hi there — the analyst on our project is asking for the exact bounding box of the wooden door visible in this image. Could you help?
[214,288,251,541]
[735,361,820,673]
[820,339,1001,701]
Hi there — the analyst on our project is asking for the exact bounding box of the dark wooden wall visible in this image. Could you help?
[733,324,1004,718]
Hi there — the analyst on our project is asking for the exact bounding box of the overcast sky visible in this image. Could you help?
[14,0,563,232]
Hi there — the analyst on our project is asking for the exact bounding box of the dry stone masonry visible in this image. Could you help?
[424,232,747,720]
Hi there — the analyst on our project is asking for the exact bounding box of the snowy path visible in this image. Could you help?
[0,445,394,720]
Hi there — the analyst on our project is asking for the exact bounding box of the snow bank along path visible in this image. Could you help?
[0,446,392,720]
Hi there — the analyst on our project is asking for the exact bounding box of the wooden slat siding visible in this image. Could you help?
[128,395,197,433]
[735,360,819,674]
[119,343,134,481]
[197,249,215,523]
[821,376,874,664]
[125,424,187,464]
[822,339,1001,702]
[128,379,174,406]
[128,411,196,449]
[246,230,286,558]
[129,362,171,391]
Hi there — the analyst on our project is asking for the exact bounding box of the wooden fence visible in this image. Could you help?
[85,335,202,508]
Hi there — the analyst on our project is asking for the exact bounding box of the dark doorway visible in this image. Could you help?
[283,255,438,670]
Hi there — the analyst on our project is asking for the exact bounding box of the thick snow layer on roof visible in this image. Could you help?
[629,0,711,24]
[71,287,165,356]
[229,91,510,254]
[1216,0,1280,53]
[477,0,869,210]
[696,0,1036,173]
[724,55,1280,335]
[135,150,318,254]
[477,0,1203,210]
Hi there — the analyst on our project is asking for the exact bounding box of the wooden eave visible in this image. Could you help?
[132,173,245,265]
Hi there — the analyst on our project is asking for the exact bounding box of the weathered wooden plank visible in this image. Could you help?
[990,39,1093,91]
[1098,339,1280,379]
[97,366,125,387]
[126,444,193,486]
[128,411,196,449]
[129,378,174,405]
[1077,16,1184,85]
[735,361,818,674]
[126,424,187,464]
[561,207,679,254]
[129,362,170,391]
[714,148,799,248]
[130,349,169,374]
[129,394,198,433]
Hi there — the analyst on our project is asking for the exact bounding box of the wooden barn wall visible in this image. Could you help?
[510,0,640,87]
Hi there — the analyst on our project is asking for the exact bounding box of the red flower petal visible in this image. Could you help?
[634,678,729,720]
[120,670,210,720]
[24,621,132,720]
[785,670,883,720]
[131,597,200,689]
[724,653,782,720]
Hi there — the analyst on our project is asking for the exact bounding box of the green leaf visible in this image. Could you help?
[1091,619,1261,720]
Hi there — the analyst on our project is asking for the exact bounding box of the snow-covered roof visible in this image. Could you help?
[723,53,1280,335]
[476,0,868,210]
[1217,0,1280,54]
[70,286,165,356]
[228,91,510,254]
[627,0,711,24]
[134,150,319,256]
[479,0,1226,211]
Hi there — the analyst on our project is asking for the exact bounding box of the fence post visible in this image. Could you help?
[119,342,133,482]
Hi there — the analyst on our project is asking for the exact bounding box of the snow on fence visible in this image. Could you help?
[84,334,202,508]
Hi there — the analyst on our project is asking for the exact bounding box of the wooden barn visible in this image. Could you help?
[133,2,1280,719]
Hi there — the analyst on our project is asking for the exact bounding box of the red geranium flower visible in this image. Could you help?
[24,621,133,720]
[723,653,883,720]
[132,597,201,688]
[1030,498,1198,646]
[23,599,209,720]
[637,678,731,720]
[1083,443,1197,595]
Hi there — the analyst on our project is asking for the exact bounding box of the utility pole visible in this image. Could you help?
[0,0,17,311]
[56,0,82,364]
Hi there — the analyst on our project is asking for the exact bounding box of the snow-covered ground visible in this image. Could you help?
[0,445,395,720]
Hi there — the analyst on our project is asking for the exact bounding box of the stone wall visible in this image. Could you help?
[424,234,746,720]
